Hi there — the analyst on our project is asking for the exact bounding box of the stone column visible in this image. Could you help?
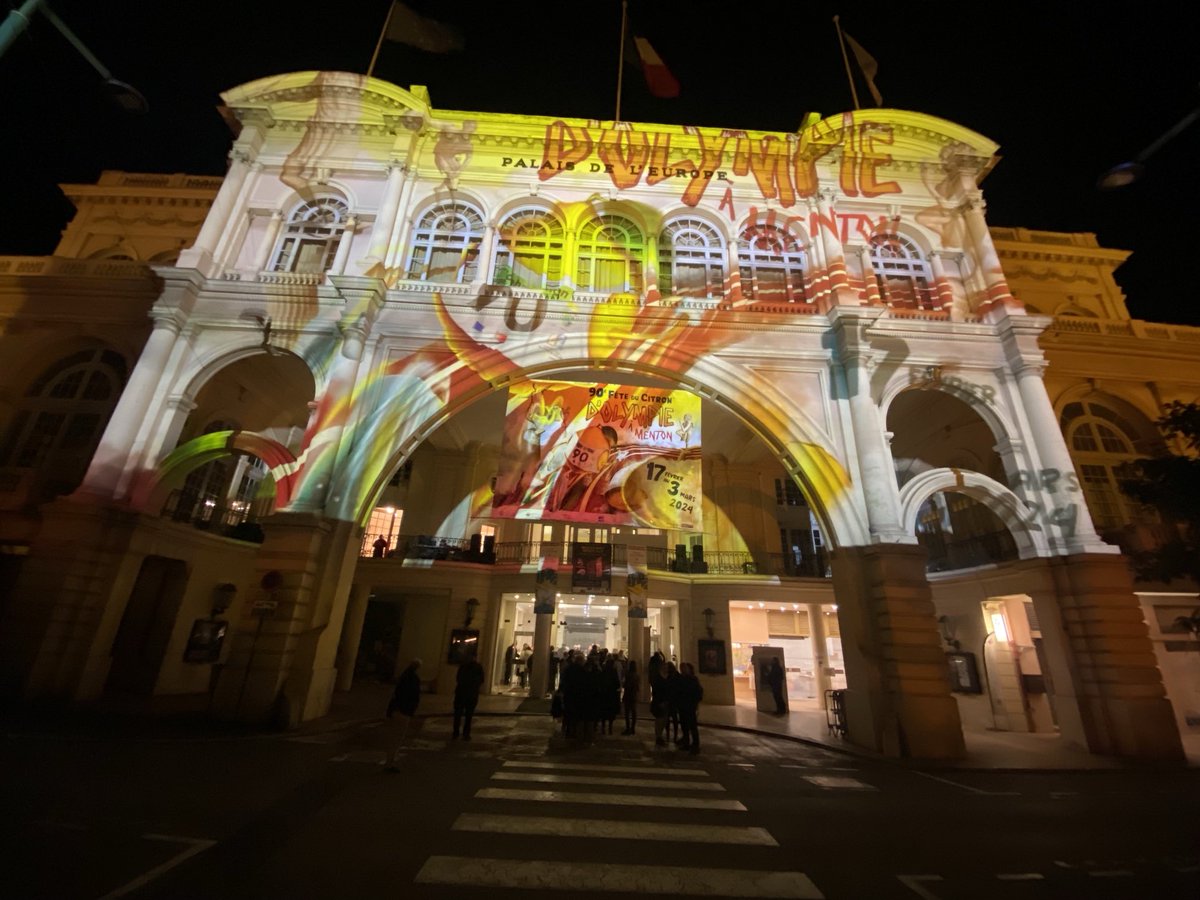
[857,246,883,306]
[331,215,358,276]
[815,189,856,306]
[335,583,371,691]
[363,163,406,268]
[808,603,831,706]
[177,149,255,276]
[77,308,188,500]
[472,222,497,286]
[960,192,1016,311]
[531,606,553,698]
[999,318,1105,552]
[829,310,907,542]
[1035,554,1184,760]
[831,544,964,758]
[928,250,955,312]
[211,513,361,725]
[253,211,284,274]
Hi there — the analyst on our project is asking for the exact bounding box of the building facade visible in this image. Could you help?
[0,71,1195,760]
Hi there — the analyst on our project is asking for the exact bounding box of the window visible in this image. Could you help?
[738,219,807,303]
[915,491,1019,572]
[0,349,126,499]
[1062,400,1157,531]
[492,209,564,288]
[405,201,484,283]
[576,214,644,293]
[659,218,725,298]
[270,197,349,274]
[774,478,806,507]
[869,233,934,309]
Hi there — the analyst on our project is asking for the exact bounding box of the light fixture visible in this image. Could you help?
[1097,102,1200,190]
[702,607,715,637]
[990,611,1009,643]
[464,596,480,627]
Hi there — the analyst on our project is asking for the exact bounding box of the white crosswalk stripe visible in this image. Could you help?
[490,771,725,791]
[476,787,747,811]
[802,775,876,791]
[453,813,778,845]
[413,753,824,897]
[501,760,707,776]
[415,856,824,898]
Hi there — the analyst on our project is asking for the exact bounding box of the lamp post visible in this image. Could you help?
[1098,101,1200,189]
[702,607,715,638]
[0,0,147,114]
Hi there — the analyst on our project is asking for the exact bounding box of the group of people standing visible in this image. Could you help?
[552,647,703,753]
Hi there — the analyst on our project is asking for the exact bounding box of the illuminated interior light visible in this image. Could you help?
[990,611,1009,642]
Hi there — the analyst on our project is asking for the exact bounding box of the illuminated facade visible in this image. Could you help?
[0,71,1195,760]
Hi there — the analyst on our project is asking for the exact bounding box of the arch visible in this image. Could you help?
[868,232,935,309]
[881,378,1018,454]
[658,204,735,245]
[491,206,566,289]
[575,213,647,293]
[145,430,298,513]
[403,197,486,284]
[736,212,809,303]
[333,342,862,551]
[898,467,1046,559]
[658,216,727,299]
[269,194,351,274]
[173,343,320,420]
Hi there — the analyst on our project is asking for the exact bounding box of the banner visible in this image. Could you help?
[492,380,702,528]
[626,545,648,619]
[533,567,558,614]
[571,542,612,593]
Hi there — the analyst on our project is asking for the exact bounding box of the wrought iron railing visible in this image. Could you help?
[161,489,270,541]
[359,533,832,578]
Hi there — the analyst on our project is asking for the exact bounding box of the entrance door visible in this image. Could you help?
[107,556,189,695]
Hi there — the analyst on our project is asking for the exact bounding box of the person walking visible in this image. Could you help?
[676,662,703,754]
[452,651,485,740]
[386,659,421,769]
[621,660,641,735]
[766,656,787,714]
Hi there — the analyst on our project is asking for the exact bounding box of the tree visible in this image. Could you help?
[1119,401,1200,584]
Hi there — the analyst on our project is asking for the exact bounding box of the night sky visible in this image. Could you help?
[2,1,1197,325]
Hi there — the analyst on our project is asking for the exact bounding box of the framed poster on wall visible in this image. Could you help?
[447,629,481,665]
[697,639,726,675]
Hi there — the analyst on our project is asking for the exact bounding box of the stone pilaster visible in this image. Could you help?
[830,543,965,759]
[1037,554,1184,760]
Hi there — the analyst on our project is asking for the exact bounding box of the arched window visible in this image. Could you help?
[916,491,1019,572]
[1061,400,1155,530]
[492,209,564,289]
[576,214,644,293]
[0,348,127,499]
[405,201,484,283]
[737,219,807,303]
[270,196,349,274]
[869,233,934,309]
[659,218,726,298]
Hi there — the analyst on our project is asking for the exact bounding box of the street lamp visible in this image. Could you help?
[0,0,148,114]
[702,607,715,637]
[1098,100,1200,189]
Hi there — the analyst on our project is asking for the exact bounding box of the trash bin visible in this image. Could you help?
[825,689,847,737]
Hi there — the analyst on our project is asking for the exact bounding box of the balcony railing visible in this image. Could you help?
[360,533,831,578]
[920,529,1020,573]
[161,489,270,542]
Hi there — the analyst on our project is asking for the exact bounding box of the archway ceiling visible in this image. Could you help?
[423,370,774,465]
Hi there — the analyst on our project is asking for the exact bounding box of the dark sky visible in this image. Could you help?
[3,1,1198,325]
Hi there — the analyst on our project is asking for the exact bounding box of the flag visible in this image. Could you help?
[842,30,882,106]
[384,2,463,53]
[629,34,680,99]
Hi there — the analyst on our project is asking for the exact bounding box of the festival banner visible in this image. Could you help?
[492,380,702,528]
[626,545,648,619]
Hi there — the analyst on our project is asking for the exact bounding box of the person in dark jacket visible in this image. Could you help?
[676,662,703,754]
[601,656,621,734]
[621,660,641,735]
[651,659,676,747]
[386,658,421,768]
[765,656,787,714]
[452,652,485,740]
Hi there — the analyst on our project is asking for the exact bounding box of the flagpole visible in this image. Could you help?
[832,15,861,111]
[367,1,396,78]
[614,0,628,123]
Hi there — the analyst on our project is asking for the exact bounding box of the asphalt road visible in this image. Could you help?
[3,712,1198,899]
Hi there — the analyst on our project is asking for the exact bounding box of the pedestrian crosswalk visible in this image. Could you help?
[413,755,826,898]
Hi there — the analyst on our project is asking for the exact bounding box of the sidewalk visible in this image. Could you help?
[317,682,1200,771]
